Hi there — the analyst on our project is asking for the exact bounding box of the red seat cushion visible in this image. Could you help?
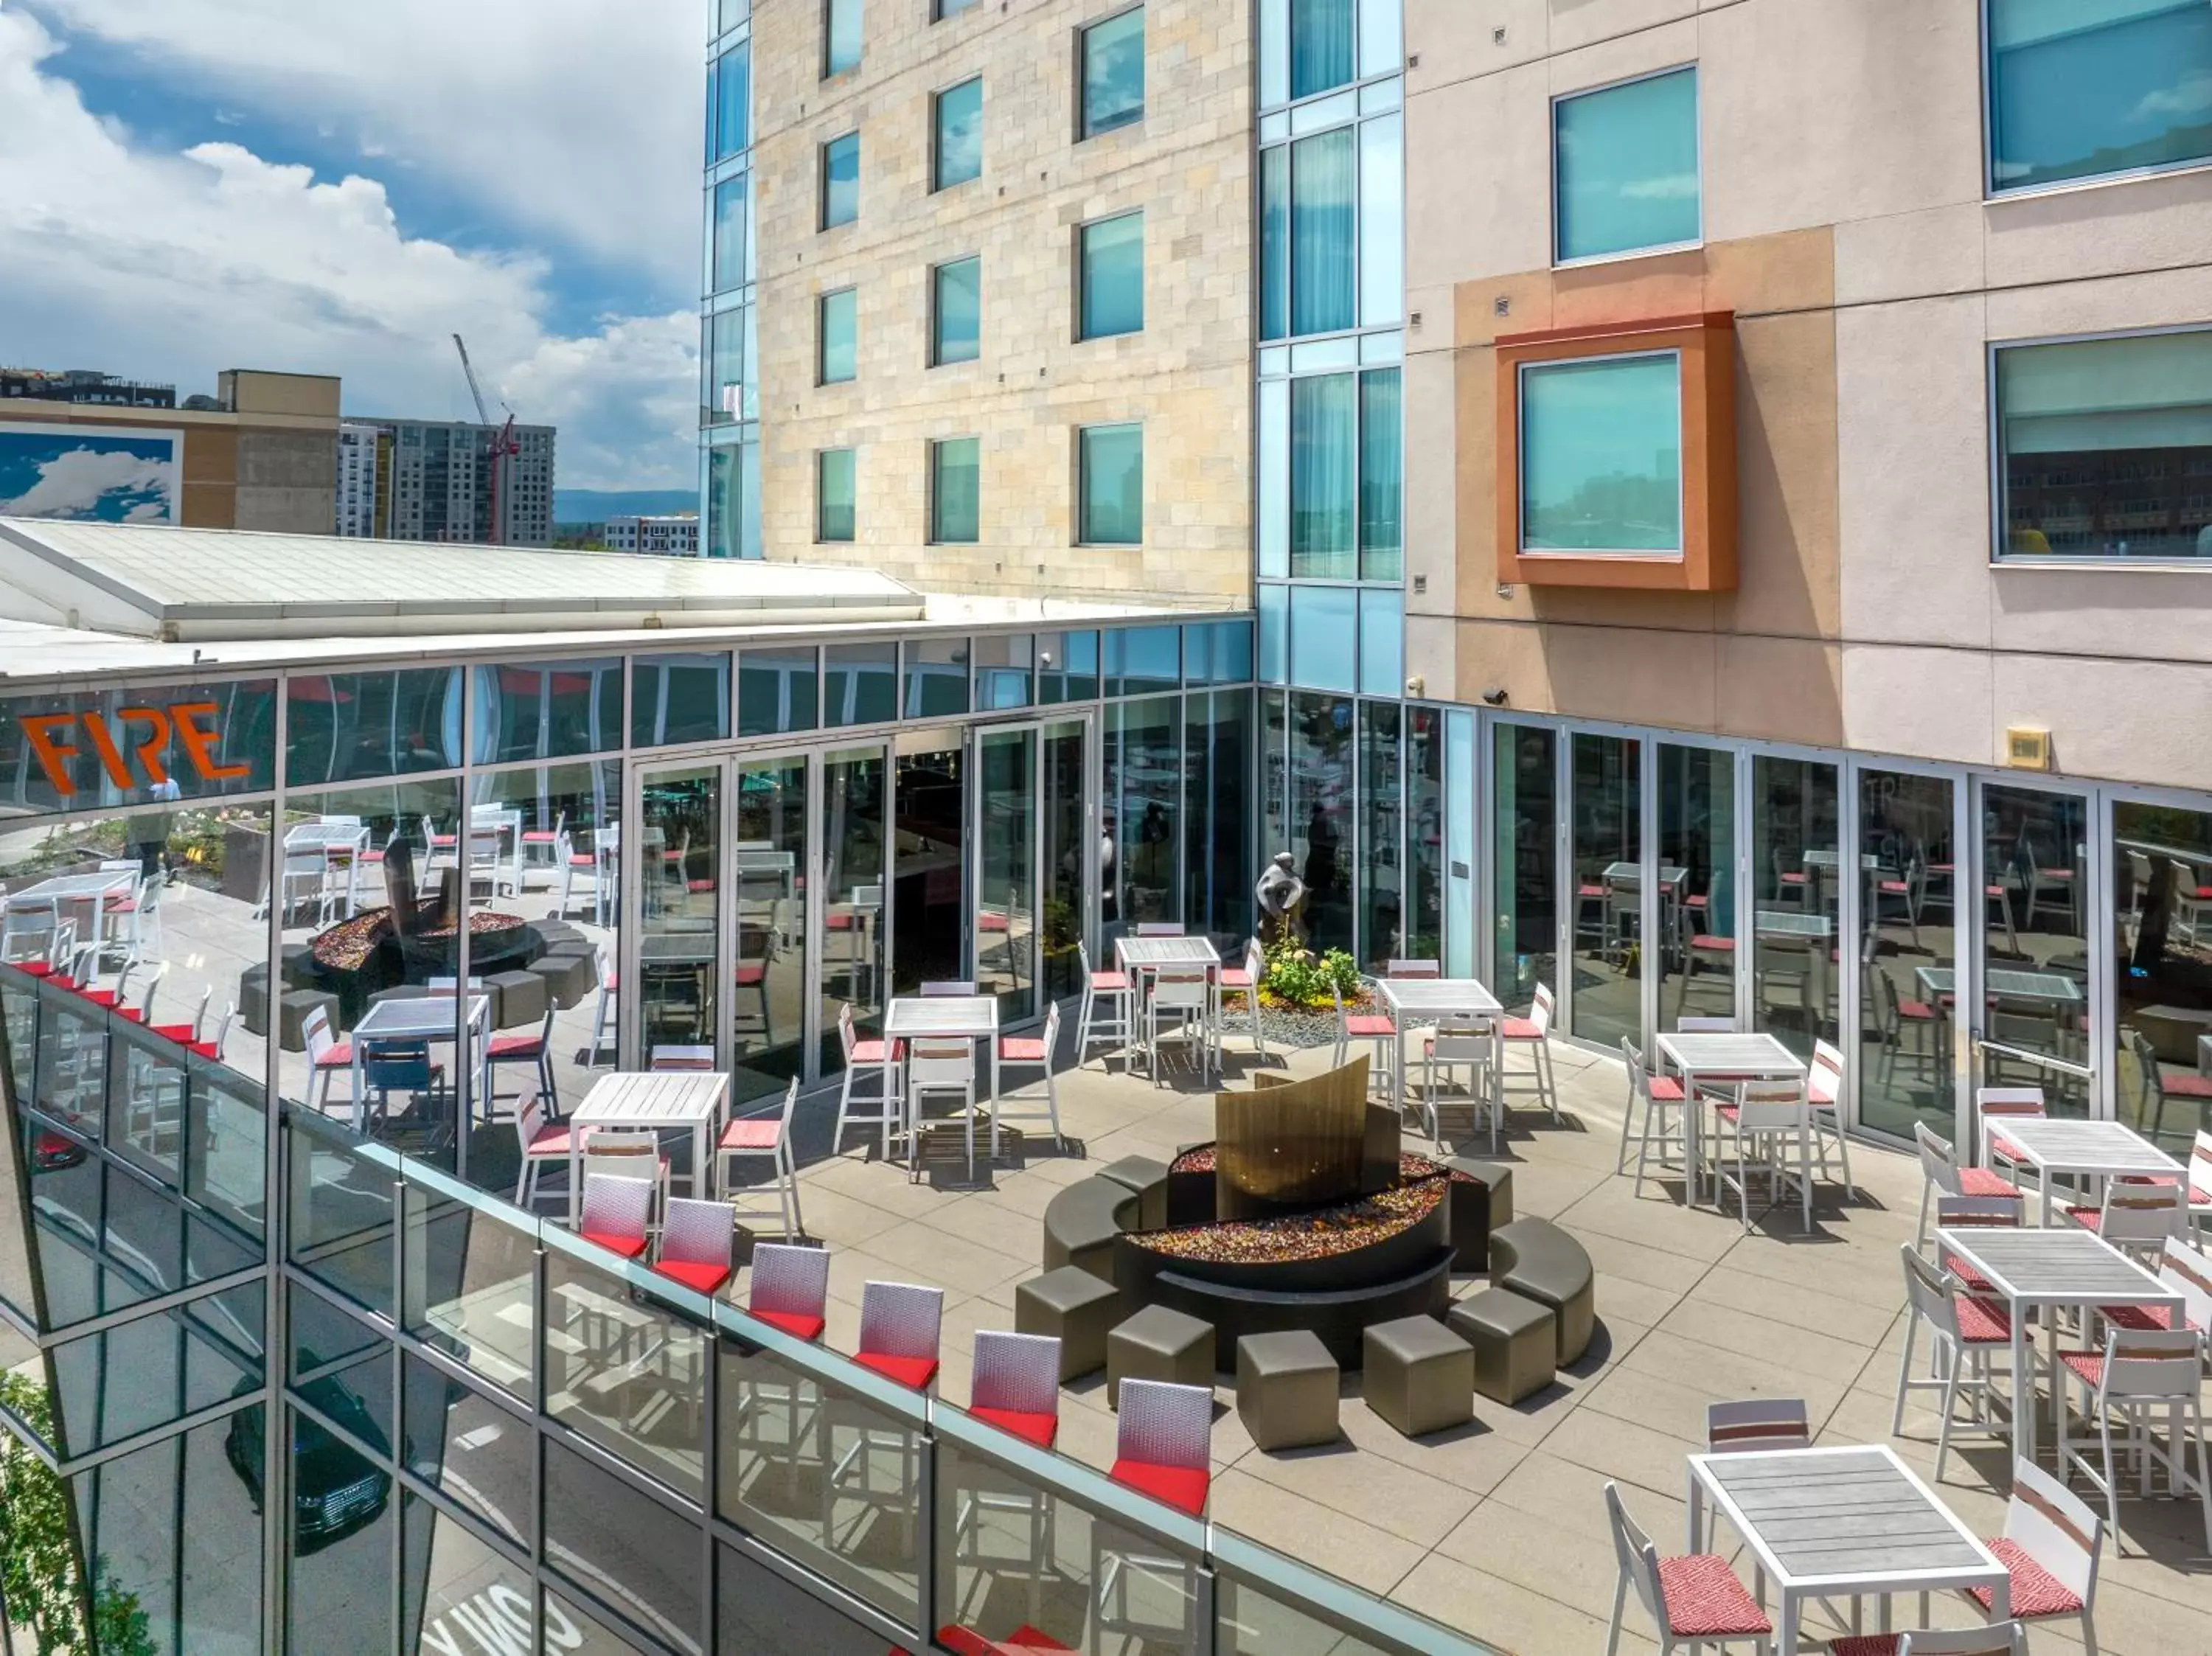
[1954,1295,2014,1343]
[1088,970,1130,990]
[1500,1017,1543,1040]
[1648,1076,1686,1102]
[1958,1167,2022,1200]
[487,1032,542,1058]
[525,1121,574,1157]
[151,1023,197,1043]
[850,1039,907,1064]
[653,1258,732,1295]
[971,1405,1058,1448]
[977,912,1011,932]
[2062,1204,2101,1230]
[1988,1133,2028,1163]
[998,1037,1048,1062]
[856,1351,939,1391]
[1216,969,1254,988]
[1943,1257,1997,1295]
[734,962,767,986]
[717,1117,781,1152]
[581,1229,647,1259]
[187,1039,221,1060]
[1964,1536,2084,1618]
[13,962,55,978]
[1827,1638,1905,1656]
[2056,1350,2104,1388]
[935,1626,1072,1656]
[1576,883,1605,897]
[1343,1015,1396,1037]
[1688,935,1736,952]
[2099,1302,2204,1335]
[1653,1555,1773,1638]
[2160,1073,2212,1099]
[751,1308,824,1342]
[313,1041,354,1067]
[1110,1458,1209,1515]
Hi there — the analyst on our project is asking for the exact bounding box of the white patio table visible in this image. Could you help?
[882,993,999,1176]
[1935,1223,2183,1472]
[350,992,491,1136]
[1374,977,1502,1148]
[1687,1444,2008,1652]
[1653,1030,1808,1217]
[1113,936,1220,1069]
[1969,1115,2182,1225]
[566,1068,730,1222]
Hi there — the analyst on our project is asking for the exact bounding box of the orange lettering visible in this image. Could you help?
[116,706,173,784]
[20,714,80,798]
[170,700,248,782]
[77,712,136,790]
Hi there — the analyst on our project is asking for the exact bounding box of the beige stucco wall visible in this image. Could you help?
[1403,0,2212,791]
[750,0,1253,606]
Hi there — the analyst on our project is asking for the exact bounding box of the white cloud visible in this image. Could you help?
[0,7,700,489]
[18,0,704,287]
[0,444,175,518]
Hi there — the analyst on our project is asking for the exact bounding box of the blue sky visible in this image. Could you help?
[0,0,705,487]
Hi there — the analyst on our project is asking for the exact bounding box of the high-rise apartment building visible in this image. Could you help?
[334,420,384,537]
[362,417,557,546]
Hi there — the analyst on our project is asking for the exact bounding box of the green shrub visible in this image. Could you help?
[0,1372,156,1655]
[1259,938,1363,1009]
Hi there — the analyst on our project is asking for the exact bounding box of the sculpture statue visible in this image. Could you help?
[1254,850,1306,948]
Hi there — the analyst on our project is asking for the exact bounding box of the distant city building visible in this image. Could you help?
[604,512,699,556]
[334,422,384,537]
[0,366,176,408]
[354,418,556,547]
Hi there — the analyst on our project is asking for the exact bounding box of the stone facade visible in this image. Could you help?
[751,0,1253,605]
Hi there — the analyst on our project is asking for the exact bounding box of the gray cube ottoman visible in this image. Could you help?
[1488,1218,1596,1365]
[1105,1304,1214,1409]
[1236,1331,1340,1451]
[529,949,598,1011]
[1447,1288,1557,1405]
[1362,1315,1474,1438]
[277,987,341,1053]
[486,968,548,1030]
[1096,1153,1170,1231]
[1015,1266,1123,1381]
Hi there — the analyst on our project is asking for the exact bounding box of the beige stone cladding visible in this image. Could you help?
[751,0,1253,605]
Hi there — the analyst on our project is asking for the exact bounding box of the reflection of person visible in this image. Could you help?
[133,776,181,878]
[1303,806,1339,895]
[1099,826,1118,923]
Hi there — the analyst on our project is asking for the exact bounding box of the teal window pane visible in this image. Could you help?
[932,437,979,542]
[904,639,970,717]
[712,175,748,292]
[1290,373,1355,577]
[1079,424,1144,544]
[817,448,855,541]
[1520,352,1683,554]
[934,77,982,189]
[1081,8,1145,138]
[1290,0,1354,99]
[1037,630,1099,702]
[933,257,980,365]
[1259,145,1289,341]
[936,0,978,15]
[821,132,859,228]
[1358,588,1402,698]
[1997,327,2212,560]
[706,442,760,559]
[1258,584,1288,684]
[1183,620,1253,685]
[1288,585,1357,693]
[818,289,855,384]
[1105,626,1179,697]
[1290,128,1354,335]
[1991,1,2212,191]
[1079,212,1144,339]
[716,41,750,159]
[1360,366,1402,580]
[702,306,747,425]
[706,60,718,163]
[1554,66,1699,262]
[740,647,821,737]
[825,0,861,76]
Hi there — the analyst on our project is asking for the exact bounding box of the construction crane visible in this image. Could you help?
[452,333,520,546]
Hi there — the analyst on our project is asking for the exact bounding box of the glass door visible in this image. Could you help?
[1974,780,2093,1116]
[975,725,1039,1022]
[1490,723,1558,1015]
[1854,766,1958,1141]
[1568,732,1641,1051]
[1749,755,1839,1059]
[636,764,720,1060]
[2111,796,2212,1152]
[893,731,967,998]
[731,754,808,1106]
[819,743,888,1071]
[1658,742,1736,1027]
[1040,717,1090,1005]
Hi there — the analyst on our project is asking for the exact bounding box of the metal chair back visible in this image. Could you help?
[1915,1121,1962,1197]
[659,1197,734,1269]
[2091,1180,2185,1249]
[858,1280,944,1363]
[750,1242,830,1321]
[1676,1015,1736,1032]
[2157,1234,2212,1332]
[971,1331,1062,1418]
[1601,1481,1666,1627]
[1114,1379,1211,1473]
[1900,1245,1965,1347]
[1133,922,1186,937]
[1895,1628,2025,1655]
[1385,959,1440,978]
[2002,1458,2101,1611]
[1704,1397,1810,1453]
[578,1172,653,1246]
[1528,981,1554,1034]
[919,980,978,997]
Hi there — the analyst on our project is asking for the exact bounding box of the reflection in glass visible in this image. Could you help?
[1290,373,1355,577]
[973,635,1034,712]
[723,1540,888,1652]
[1105,627,1179,698]
[1036,630,1100,703]
[1360,365,1402,578]
[1079,423,1144,545]
[1288,128,1354,337]
[641,766,719,1055]
[1289,693,1354,956]
[818,288,857,384]
[46,1282,261,1458]
[545,1438,704,1653]
[818,447,858,542]
[904,639,971,719]
[825,643,898,726]
[1491,723,1557,1015]
[1520,354,1683,554]
[931,438,980,543]
[1043,719,1089,1001]
[1568,734,1641,1051]
[1359,703,1402,970]
[712,173,748,292]
[400,1489,532,1652]
[933,77,983,191]
[1290,0,1354,100]
[470,659,622,764]
[1989,1,2212,192]
[1183,693,1251,947]
[1658,745,1735,1027]
[1078,212,1144,341]
[821,131,859,228]
[739,648,821,738]
[1857,770,1956,1141]
[285,668,463,785]
[894,742,967,995]
[400,1355,529,1545]
[1750,756,1839,1060]
[933,257,981,366]
[1183,621,1253,687]
[1405,708,1444,965]
[1287,585,1356,695]
[977,728,1037,1022]
[283,1402,394,1655]
[288,1113,396,1317]
[1080,6,1145,138]
[1554,66,1700,260]
[544,1248,706,1501]
[2114,801,2212,1152]
[1980,784,2090,1113]
[934,1438,1121,1652]
[632,653,731,748]
[401,1182,535,1396]
[1107,698,1180,936]
[821,747,888,1068]
[734,756,808,1104]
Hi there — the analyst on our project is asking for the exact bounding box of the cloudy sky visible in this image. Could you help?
[0,0,705,490]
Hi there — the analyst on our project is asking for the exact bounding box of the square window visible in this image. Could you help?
[1290,0,1355,100]
[1994,327,2212,562]
[817,448,855,541]
[714,41,751,160]
[933,77,982,190]
[1079,423,1143,544]
[1288,584,1356,693]
[1989,0,2212,192]
[1552,66,1699,263]
[711,173,749,292]
[931,437,979,543]
[1259,128,1354,341]
[820,131,859,229]
[935,0,978,17]
[824,0,860,77]
[817,288,856,384]
[931,257,980,366]
[1080,8,1145,139]
[1519,352,1682,554]
[1077,211,1143,340]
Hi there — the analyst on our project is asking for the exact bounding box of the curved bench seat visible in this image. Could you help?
[1042,1176,1140,1282]
[1486,1217,1596,1365]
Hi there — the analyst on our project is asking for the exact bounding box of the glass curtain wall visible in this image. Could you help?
[1568,734,1641,1051]
[1106,698,1180,936]
[1359,703,1402,970]
[732,754,807,1104]
[819,745,888,1071]
[1040,720,1088,1003]
[1405,707,1444,965]
[1750,756,1839,1059]
[638,766,720,1060]
[1183,693,1252,949]
[2112,799,2212,1152]
[1857,769,1957,1140]
[1289,693,1354,956]
[1657,744,1734,1027]
[1491,724,1558,1015]
[892,737,965,995]
[1978,783,2092,1113]
[976,727,1037,1022]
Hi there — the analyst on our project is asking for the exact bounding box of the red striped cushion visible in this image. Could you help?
[1958,1168,2022,1200]
[1088,970,1130,990]
[1955,1295,2013,1343]
[1649,1076,1686,1102]
[1500,1017,1543,1040]
[998,1037,1048,1062]
[1964,1537,2084,1617]
[717,1118,780,1152]
[1654,1555,1771,1638]
[850,1039,907,1063]
[1343,1015,1396,1037]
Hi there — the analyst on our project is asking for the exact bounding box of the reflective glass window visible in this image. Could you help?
[1104,625,1180,697]
[1184,689,1253,942]
[1284,128,1354,337]
[1357,587,1402,698]
[973,634,1034,710]
[932,256,981,366]
[1259,143,1290,340]
[1288,692,1354,953]
[824,642,897,726]
[712,173,748,291]
[703,303,748,425]
[632,653,731,747]
[1078,211,1144,339]
[401,1178,537,1399]
[400,1492,532,1652]
[1035,629,1100,703]
[1554,66,1699,262]
[715,42,750,158]
[470,658,622,764]
[286,669,462,784]
[285,1397,393,1654]
[1258,582,1288,683]
[1520,352,1683,554]
[544,1437,703,1653]
[817,447,857,540]
[903,638,971,718]
[1360,365,1402,579]
[1989,0,2212,192]
[1288,584,1357,693]
[1291,0,1354,98]
[1359,111,1403,326]
[1997,327,2212,561]
[936,0,979,14]
[2115,799,2212,1152]
[399,1355,527,1543]
[824,0,861,74]
[1,677,276,813]
[931,437,979,543]
[706,439,762,559]
[1081,7,1146,137]
[821,131,859,229]
[1184,619,1254,685]
[818,288,857,384]
[933,77,983,189]
[1107,696,1180,929]
[1290,373,1355,577]
[1079,422,1144,544]
[740,647,821,737]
